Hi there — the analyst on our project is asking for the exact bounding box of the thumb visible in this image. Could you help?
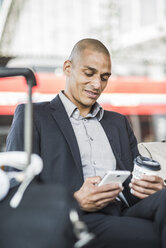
[86,176,101,185]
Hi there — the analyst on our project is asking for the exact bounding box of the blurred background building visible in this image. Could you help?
[0,0,166,151]
[0,0,166,78]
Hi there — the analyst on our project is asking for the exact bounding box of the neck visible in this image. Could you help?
[79,108,91,117]
[63,91,92,117]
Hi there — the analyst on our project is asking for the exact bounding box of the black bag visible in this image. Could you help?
[0,182,77,248]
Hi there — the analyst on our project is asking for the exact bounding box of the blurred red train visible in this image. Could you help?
[0,73,166,151]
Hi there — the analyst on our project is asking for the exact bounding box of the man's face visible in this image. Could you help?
[64,48,111,115]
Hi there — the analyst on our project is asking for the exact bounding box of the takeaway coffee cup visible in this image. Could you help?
[132,155,161,179]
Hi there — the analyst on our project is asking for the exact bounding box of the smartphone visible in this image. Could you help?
[98,170,131,186]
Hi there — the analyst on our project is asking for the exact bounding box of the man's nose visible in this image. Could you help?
[91,77,101,89]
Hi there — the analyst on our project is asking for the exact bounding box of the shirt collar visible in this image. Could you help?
[59,91,104,121]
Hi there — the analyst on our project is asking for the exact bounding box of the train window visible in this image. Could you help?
[153,115,166,141]
[127,114,166,143]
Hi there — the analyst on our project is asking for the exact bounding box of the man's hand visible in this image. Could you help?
[129,175,165,199]
[74,176,123,212]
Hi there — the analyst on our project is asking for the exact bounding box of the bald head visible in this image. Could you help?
[69,38,110,64]
[63,38,111,116]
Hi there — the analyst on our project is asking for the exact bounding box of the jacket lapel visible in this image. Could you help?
[100,113,126,171]
[49,96,84,181]
[101,112,138,206]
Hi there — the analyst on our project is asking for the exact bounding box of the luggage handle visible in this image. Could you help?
[0,67,36,86]
[0,67,37,166]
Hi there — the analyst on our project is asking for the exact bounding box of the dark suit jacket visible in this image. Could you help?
[6,95,140,207]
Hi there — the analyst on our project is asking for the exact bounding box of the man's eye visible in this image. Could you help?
[101,76,108,82]
[85,72,93,77]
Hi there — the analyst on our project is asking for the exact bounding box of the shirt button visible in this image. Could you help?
[93,161,96,165]
[90,137,93,141]
[84,119,87,122]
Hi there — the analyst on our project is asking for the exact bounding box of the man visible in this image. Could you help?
[6,39,166,248]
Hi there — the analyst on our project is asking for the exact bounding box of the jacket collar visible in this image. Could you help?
[59,91,104,121]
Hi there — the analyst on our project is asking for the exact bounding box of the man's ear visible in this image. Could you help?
[63,60,72,76]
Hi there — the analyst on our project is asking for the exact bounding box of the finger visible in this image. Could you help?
[141,175,163,183]
[130,189,149,199]
[86,176,102,185]
[93,188,122,202]
[129,182,156,195]
[131,179,164,191]
[97,183,123,192]
[95,198,116,209]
